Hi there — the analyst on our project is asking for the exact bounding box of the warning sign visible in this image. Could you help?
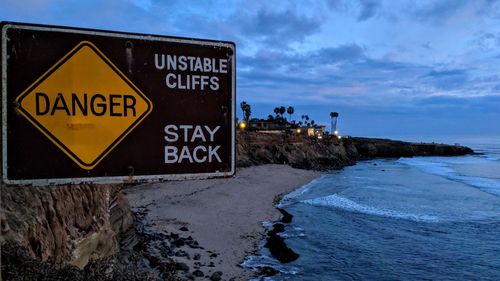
[1,22,235,185]
[16,41,153,170]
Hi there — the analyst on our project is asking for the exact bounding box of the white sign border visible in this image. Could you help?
[1,22,236,186]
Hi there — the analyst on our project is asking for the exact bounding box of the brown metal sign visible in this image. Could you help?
[1,22,235,185]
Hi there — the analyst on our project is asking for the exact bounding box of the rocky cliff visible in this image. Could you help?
[236,132,473,170]
[0,184,134,268]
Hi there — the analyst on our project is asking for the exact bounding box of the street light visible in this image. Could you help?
[239,121,247,129]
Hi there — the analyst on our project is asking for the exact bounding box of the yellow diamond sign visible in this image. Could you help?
[16,41,153,170]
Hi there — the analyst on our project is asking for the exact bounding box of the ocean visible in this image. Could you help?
[244,136,500,280]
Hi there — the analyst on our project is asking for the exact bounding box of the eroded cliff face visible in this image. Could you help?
[0,184,134,268]
[350,137,473,159]
[236,132,358,170]
[236,132,473,170]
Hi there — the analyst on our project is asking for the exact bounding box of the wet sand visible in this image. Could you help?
[125,164,320,280]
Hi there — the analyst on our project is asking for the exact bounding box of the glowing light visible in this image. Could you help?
[334,130,339,135]
[337,135,342,139]
[239,122,247,129]
[296,128,302,134]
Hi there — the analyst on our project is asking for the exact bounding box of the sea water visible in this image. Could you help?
[245,136,500,280]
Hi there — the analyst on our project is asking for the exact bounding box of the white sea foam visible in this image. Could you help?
[280,226,306,238]
[301,194,440,222]
[242,255,301,277]
[261,221,275,230]
[278,175,326,207]
[398,157,500,196]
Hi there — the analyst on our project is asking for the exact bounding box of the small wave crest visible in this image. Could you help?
[261,221,275,230]
[398,158,500,196]
[243,255,301,280]
[476,153,500,162]
[278,175,326,207]
[301,194,440,222]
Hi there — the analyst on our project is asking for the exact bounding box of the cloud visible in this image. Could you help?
[2,0,500,136]
[0,0,170,34]
[234,8,323,48]
[412,0,468,23]
[471,32,500,51]
[420,69,468,90]
[357,0,380,21]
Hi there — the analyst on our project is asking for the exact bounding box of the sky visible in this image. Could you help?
[2,0,500,138]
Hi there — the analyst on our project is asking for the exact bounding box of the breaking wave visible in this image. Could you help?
[398,158,500,196]
[301,194,440,223]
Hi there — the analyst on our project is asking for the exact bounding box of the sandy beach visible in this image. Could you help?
[124,164,320,280]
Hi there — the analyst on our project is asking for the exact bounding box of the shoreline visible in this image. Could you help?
[1,136,474,280]
[124,164,320,280]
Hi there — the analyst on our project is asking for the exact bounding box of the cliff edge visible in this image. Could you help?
[236,132,473,170]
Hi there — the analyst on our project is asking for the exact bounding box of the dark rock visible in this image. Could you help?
[170,233,179,239]
[175,250,189,258]
[193,253,201,260]
[175,262,190,272]
[264,225,299,263]
[210,271,222,281]
[0,242,155,280]
[209,253,218,258]
[173,239,185,247]
[269,223,285,235]
[208,261,215,267]
[179,226,189,232]
[259,266,279,277]
[277,208,293,223]
[192,269,204,277]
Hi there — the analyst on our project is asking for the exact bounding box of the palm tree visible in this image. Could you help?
[239,101,252,121]
[240,101,248,120]
[330,112,339,134]
[279,106,286,117]
[244,104,252,121]
[274,107,280,117]
[287,106,294,122]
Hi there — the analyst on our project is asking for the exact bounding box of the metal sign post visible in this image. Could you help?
[1,22,235,185]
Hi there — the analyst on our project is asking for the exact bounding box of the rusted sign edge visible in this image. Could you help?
[1,22,236,186]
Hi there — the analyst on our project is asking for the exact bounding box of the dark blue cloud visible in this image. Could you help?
[315,45,366,62]
[235,8,323,48]
[420,70,468,90]
[413,0,467,23]
[415,95,500,111]
[357,0,380,21]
